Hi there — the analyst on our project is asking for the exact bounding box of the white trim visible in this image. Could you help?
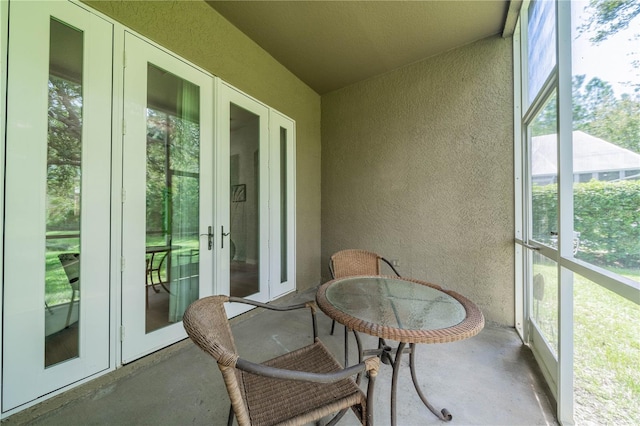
[530,327,558,399]
[268,110,296,299]
[111,21,125,373]
[0,0,8,415]
[559,258,638,304]
[556,1,575,421]
[217,81,271,318]
[513,18,525,340]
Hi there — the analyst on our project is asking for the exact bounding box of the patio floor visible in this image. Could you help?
[4,289,558,426]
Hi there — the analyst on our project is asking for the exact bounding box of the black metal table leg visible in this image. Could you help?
[344,325,350,367]
[390,341,406,426]
[409,343,452,421]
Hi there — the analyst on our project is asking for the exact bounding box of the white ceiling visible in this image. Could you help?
[207,1,513,94]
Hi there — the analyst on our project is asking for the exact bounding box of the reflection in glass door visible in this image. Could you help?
[3,1,112,410]
[217,84,269,316]
[44,18,84,366]
[229,104,261,298]
[144,63,201,333]
[121,33,213,363]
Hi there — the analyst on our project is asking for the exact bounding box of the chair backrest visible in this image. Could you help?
[330,249,382,278]
[58,253,80,291]
[183,295,250,422]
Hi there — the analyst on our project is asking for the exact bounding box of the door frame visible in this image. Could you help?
[0,0,8,413]
[215,81,271,318]
[120,31,215,364]
[269,110,296,299]
[1,0,113,411]
[0,0,296,416]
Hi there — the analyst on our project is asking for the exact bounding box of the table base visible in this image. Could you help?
[349,328,453,425]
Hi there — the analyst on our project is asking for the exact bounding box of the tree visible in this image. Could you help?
[581,0,640,43]
[47,76,83,230]
[528,74,640,153]
[573,75,640,153]
[529,92,557,137]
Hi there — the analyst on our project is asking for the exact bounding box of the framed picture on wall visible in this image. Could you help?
[231,184,246,202]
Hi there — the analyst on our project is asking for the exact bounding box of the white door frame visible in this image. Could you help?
[120,31,214,363]
[216,82,270,317]
[2,0,113,410]
[269,110,296,299]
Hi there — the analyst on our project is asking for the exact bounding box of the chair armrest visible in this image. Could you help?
[380,257,401,277]
[235,355,380,384]
[228,296,318,340]
[229,296,314,312]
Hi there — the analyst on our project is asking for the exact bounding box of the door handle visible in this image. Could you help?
[200,226,213,250]
[221,226,230,249]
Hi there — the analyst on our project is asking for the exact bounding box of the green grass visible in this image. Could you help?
[45,237,79,305]
[533,263,639,424]
[46,235,200,306]
[573,276,639,425]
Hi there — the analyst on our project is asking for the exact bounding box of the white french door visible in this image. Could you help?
[121,33,214,363]
[2,0,112,410]
[216,83,270,317]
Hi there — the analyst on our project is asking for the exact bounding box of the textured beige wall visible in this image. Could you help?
[84,0,322,290]
[321,36,514,325]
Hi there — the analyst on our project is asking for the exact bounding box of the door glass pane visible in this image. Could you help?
[571,1,640,281]
[230,103,260,297]
[45,18,83,367]
[573,272,640,424]
[527,0,556,104]
[532,252,558,355]
[530,93,558,246]
[280,126,288,283]
[145,63,200,333]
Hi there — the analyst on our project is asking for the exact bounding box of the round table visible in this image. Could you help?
[316,275,485,424]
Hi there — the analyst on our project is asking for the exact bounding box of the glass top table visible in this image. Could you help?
[324,276,466,331]
[316,275,484,424]
[317,276,484,344]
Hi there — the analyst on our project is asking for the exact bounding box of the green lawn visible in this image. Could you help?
[533,263,639,424]
[573,274,639,425]
[45,236,80,305]
[46,234,199,306]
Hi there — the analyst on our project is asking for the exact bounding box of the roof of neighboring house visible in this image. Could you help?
[531,131,640,176]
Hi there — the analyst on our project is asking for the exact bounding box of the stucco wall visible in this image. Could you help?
[321,36,514,325]
[84,0,322,291]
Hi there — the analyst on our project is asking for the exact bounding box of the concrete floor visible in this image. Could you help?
[4,290,558,426]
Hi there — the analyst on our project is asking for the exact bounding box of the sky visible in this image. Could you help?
[571,1,640,98]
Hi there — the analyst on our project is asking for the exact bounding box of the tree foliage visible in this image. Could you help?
[46,75,201,238]
[574,76,640,153]
[46,76,82,230]
[145,109,200,240]
[581,0,640,43]
[530,75,640,153]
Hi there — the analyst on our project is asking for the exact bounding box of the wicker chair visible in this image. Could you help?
[328,249,400,335]
[183,295,380,426]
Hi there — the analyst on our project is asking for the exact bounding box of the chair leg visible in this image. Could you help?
[330,319,336,335]
[64,289,77,328]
